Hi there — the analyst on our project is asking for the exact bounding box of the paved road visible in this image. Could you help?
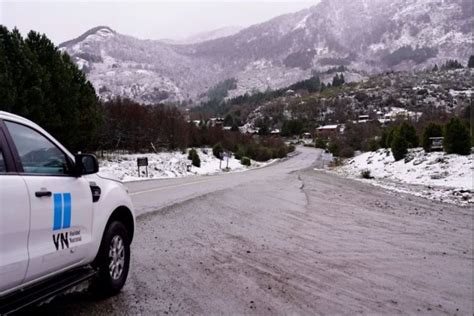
[38,147,473,315]
[125,149,314,216]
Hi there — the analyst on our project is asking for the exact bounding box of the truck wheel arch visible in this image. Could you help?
[106,206,135,243]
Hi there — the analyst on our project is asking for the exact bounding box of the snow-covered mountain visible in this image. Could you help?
[60,0,473,104]
[160,26,244,45]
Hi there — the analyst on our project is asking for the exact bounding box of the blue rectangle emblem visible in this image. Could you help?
[52,193,72,230]
[62,193,71,229]
[53,193,63,231]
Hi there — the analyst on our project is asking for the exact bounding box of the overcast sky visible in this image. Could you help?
[1,1,318,45]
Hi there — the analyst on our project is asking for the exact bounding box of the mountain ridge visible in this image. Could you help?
[59,0,473,104]
[159,26,244,45]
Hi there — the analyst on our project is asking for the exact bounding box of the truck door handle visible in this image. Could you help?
[35,191,52,198]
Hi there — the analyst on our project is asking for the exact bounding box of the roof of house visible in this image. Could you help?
[317,124,339,130]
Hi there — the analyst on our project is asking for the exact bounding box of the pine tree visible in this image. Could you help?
[315,138,327,149]
[223,114,234,126]
[0,27,101,152]
[444,117,471,155]
[332,74,345,87]
[441,59,463,70]
[391,129,408,161]
[468,55,474,68]
[380,127,397,149]
[398,122,419,148]
[213,143,224,159]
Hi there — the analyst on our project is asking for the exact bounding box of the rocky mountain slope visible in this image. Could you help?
[59,0,473,104]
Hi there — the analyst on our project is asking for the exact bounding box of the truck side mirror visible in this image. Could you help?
[74,154,99,176]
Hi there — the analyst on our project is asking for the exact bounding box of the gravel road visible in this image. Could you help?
[37,147,473,315]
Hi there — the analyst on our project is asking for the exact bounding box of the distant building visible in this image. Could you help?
[239,123,259,134]
[356,114,371,124]
[190,120,201,127]
[209,117,224,127]
[270,129,280,135]
[377,107,423,125]
[316,124,340,138]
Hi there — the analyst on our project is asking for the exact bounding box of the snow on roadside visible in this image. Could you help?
[98,148,275,182]
[330,148,473,205]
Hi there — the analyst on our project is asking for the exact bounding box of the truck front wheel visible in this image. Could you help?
[93,221,131,296]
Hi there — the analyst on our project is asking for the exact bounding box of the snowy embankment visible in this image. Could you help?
[332,148,473,205]
[98,148,275,182]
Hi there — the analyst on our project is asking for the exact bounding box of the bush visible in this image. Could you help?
[256,147,273,161]
[288,144,296,153]
[422,122,443,152]
[188,148,200,167]
[241,156,251,166]
[328,140,341,157]
[188,148,197,160]
[212,143,224,159]
[361,169,373,179]
[444,117,471,155]
[192,154,201,167]
[391,130,408,161]
[234,145,246,160]
[315,138,327,149]
[398,122,419,148]
[367,138,380,152]
[339,146,355,158]
[330,157,344,167]
[272,146,287,159]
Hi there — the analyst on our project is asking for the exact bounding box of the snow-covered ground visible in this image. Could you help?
[330,148,473,205]
[98,148,275,182]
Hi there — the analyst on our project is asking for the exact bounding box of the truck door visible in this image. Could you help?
[3,121,93,282]
[0,124,30,293]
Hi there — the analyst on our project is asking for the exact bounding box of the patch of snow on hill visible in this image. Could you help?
[293,14,311,31]
[98,148,275,182]
[333,148,473,205]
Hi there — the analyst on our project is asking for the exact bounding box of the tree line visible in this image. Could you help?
[0,26,100,152]
[99,98,291,161]
[192,73,345,117]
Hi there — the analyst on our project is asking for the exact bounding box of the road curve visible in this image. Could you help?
[36,147,473,315]
[127,147,319,216]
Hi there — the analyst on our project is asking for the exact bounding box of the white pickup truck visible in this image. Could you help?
[0,111,135,313]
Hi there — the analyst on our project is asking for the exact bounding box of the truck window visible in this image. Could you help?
[0,149,5,173]
[5,121,70,175]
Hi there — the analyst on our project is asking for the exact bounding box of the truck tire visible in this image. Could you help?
[93,221,130,296]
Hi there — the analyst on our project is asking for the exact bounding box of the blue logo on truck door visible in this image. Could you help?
[53,193,71,230]
[52,192,80,251]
